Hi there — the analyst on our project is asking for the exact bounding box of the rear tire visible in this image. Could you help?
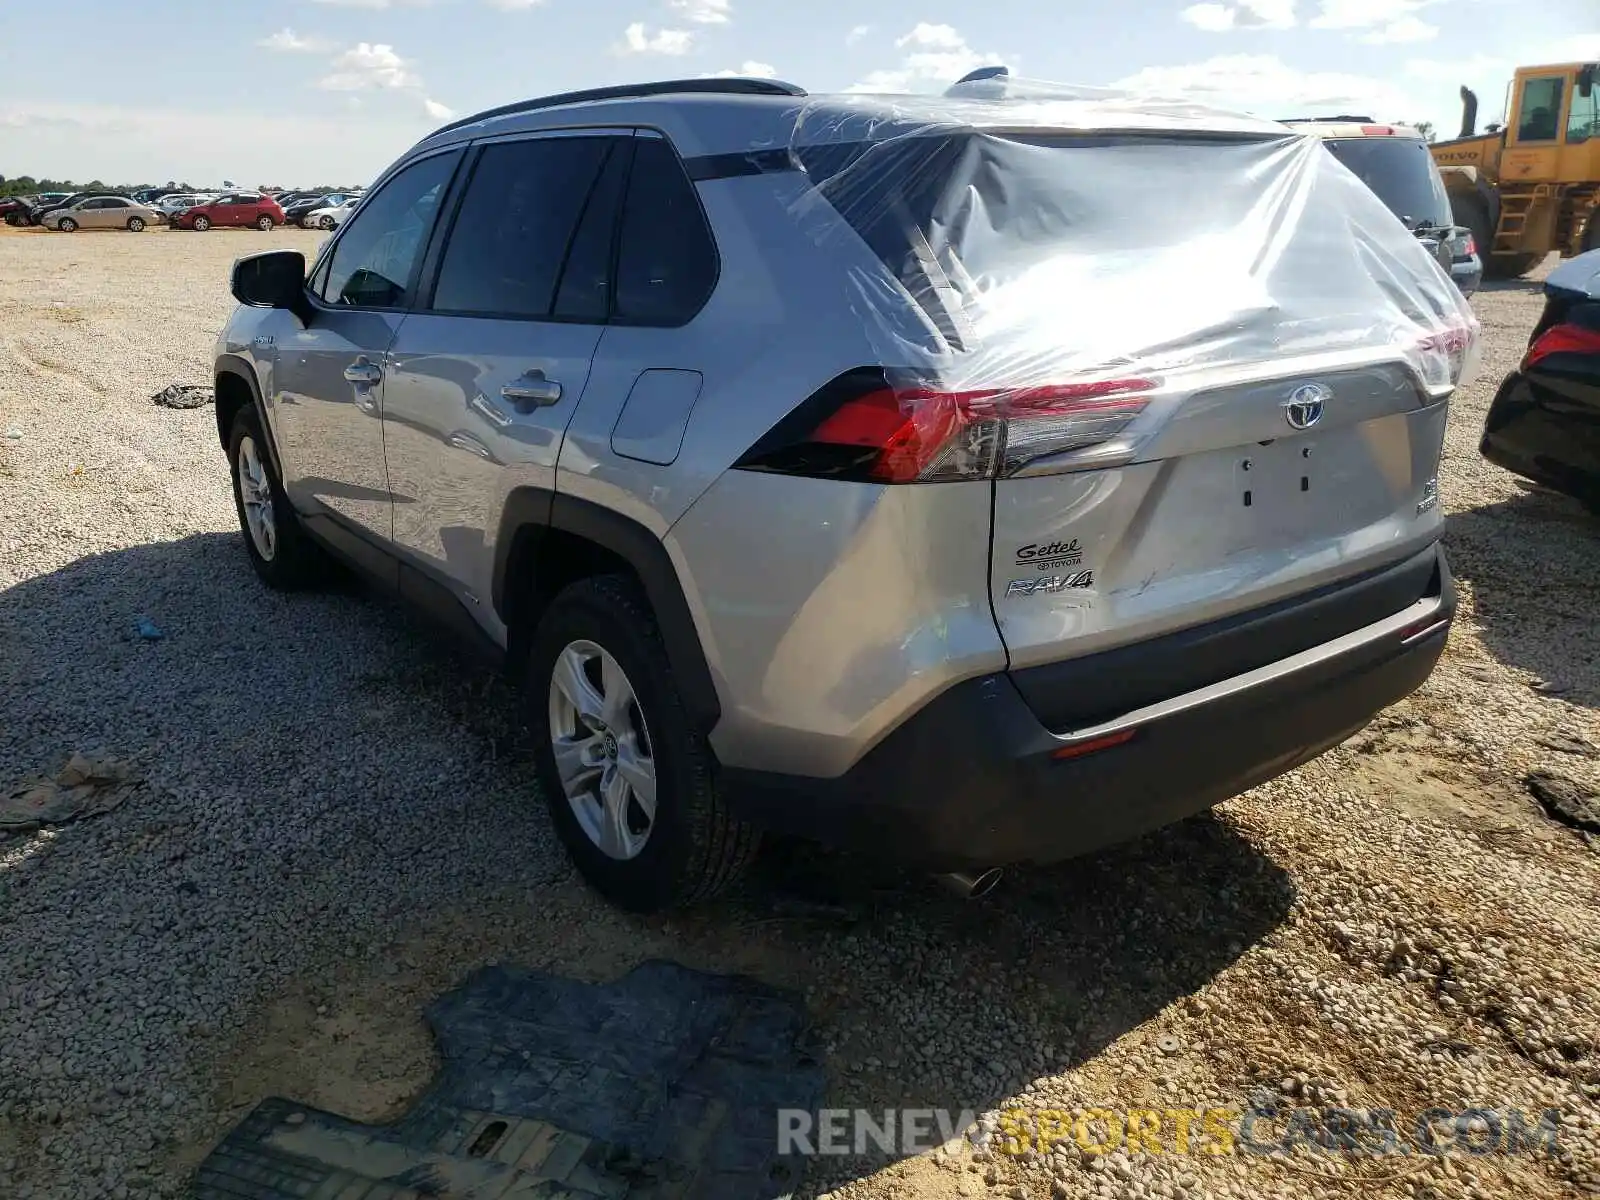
[227,406,325,590]
[527,576,758,912]
[127,216,145,232]
[256,215,274,231]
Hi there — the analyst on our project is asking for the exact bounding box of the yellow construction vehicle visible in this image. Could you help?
[1431,61,1600,279]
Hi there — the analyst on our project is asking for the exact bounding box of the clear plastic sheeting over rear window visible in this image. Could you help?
[784,81,1480,406]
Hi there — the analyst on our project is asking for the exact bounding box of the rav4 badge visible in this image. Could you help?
[1006,571,1095,597]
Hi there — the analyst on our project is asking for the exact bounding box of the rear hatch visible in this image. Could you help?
[794,123,1475,722]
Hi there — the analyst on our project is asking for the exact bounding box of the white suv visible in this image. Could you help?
[212,73,1478,910]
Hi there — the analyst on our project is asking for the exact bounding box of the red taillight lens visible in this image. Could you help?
[739,372,1157,484]
[1360,125,1396,136]
[1524,321,1600,370]
[1462,235,1476,256]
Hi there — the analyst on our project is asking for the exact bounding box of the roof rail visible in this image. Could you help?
[431,77,808,138]
[1280,114,1376,124]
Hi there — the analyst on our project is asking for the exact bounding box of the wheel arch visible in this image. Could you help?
[494,488,721,734]
[214,355,285,478]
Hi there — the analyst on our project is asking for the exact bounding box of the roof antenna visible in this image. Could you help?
[955,65,1009,85]
[946,64,1010,99]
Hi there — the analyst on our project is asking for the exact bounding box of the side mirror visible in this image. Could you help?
[1579,64,1596,99]
[231,249,312,323]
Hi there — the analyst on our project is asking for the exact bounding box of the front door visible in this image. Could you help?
[268,150,463,559]
[80,199,117,229]
[380,131,632,627]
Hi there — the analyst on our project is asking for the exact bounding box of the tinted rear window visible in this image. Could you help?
[1321,137,1451,229]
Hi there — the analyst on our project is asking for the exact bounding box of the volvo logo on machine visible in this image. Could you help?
[1284,383,1330,430]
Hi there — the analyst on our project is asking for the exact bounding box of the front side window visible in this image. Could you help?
[321,151,458,309]
[431,136,615,319]
[1568,82,1599,145]
[1518,76,1565,142]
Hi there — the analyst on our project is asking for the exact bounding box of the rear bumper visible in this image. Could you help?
[1480,369,1600,506]
[1452,256,1482,297]
[723,545,1455,870]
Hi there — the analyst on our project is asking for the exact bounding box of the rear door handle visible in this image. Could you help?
[501,372,562,413]
[343,358,382,386]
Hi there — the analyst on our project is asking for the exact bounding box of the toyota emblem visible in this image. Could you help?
[1284,383,1330,430]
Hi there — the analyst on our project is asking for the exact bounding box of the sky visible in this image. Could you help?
[0,0,1596,186]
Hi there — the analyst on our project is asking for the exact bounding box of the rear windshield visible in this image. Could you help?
[792,128,1456,374]
[1320,137,1450,230]
[795,131,1315,353]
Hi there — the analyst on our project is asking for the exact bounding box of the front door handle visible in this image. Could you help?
[343,358,382,386]
[501,371,562,413]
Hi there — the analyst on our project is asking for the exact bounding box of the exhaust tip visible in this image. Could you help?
[935,868,1005,900]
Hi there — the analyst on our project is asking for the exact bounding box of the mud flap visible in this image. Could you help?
[194,961,827,1198]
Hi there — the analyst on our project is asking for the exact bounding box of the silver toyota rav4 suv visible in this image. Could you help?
[215,73,1477,912]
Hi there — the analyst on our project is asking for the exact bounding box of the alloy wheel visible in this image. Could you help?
[547,640,657,861]
[236,436,277,561]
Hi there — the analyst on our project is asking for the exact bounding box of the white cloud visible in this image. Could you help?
[1181,0,1295,31]
[899,23,966,51]
[670,0,731,25]
[1310,0,1426,30]
[847,23,1008,92]
[617,23,694,55]
[311,0,434,7]
[1112,53,1411,118]
[319,43,419,91]
[846,24,873,46]
[485,0,545,8]
[1182,5,1237,31]
[705,61,778,78]
[423,97,455,119]
[1362,15,1437,43]
[258,28,334,53]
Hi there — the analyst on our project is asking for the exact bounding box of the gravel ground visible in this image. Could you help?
[1,227,1598,1200]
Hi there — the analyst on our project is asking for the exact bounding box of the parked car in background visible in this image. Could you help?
[0,196,36,226]
[1285,118,1481,297]
[155,193,206,218]
[42,195,160,232]
[213,74,1476,911]
[28,191,127,226]
[4,192,73,225]
[272,191,325,211]
[1480,249,1600,511]
[301,195,357,230]
[169,193,285,231]
[284,191,355,227]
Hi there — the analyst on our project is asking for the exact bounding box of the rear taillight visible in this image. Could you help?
[1461,234,1476,257]
[1524,321,1600,370]
[736,370,1158,483]
[1415,317,1480,389]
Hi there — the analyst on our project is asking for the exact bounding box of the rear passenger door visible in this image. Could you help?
[380,130,631,628]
